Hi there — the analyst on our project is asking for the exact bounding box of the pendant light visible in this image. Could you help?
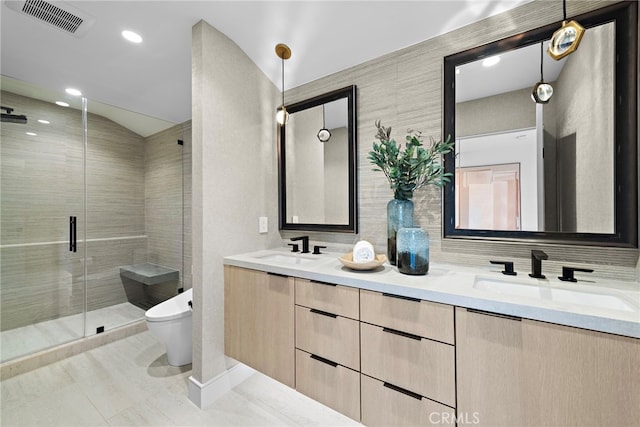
[532,42,554,104]
[547,0,584,60]
[275,43,291,125]
[317,104,331,142]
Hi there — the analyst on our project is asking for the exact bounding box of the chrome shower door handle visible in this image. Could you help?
[69,216,77,252]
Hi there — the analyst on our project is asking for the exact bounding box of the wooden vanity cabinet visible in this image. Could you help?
[294,278,361,421]
[360,289,456,426]
[456,307,640,427]
[224,266,295,388]
[225,264,640,427]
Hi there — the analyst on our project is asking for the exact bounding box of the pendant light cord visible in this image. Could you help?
[562,0,567,20]
[281,55,285,107]
[540,42,544,81]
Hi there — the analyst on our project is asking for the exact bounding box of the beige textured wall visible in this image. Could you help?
[456,87,536,137]
[281,0,638,280]
[191,20,280,384]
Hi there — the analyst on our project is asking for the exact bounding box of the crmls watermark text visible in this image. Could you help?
[429,411,480,425]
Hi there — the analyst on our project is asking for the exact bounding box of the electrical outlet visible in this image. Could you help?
[259,216,268,233]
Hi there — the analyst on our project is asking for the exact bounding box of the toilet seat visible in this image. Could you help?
[145,288,193,322]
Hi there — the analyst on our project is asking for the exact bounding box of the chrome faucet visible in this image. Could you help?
[529,250,548,279]
[291,236,310,254]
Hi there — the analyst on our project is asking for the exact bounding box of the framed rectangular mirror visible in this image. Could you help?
[278,85,357,233]
[443,1,637,247]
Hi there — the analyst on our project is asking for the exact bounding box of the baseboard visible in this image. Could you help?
[188,362,256,408]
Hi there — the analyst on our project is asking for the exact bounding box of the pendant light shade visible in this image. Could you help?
[532,42,553,104]
[547,0,584,60]
[275,43,291,126]
[317,128,331,142]
[532,82,554,104]
[276,107,289,126]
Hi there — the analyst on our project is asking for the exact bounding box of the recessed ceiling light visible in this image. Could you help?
[26,132,37,136]
[482,55,501,67]
[56,101,70,107]
[38,119,50,124]
[65,88,82,96]
[122,30,142,44]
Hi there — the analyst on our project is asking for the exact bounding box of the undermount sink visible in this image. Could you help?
[255,253,318,265]
[474,277,638,312]
[474,278,542,299]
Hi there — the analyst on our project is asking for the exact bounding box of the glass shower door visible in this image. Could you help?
[83,101,185,335]
[0,81,86,362]
[83,100,149,334]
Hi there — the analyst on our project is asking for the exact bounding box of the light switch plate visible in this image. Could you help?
[259,216,268,233]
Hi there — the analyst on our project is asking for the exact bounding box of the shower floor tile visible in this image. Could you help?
[0,331,362,427]
[1,302,144,363]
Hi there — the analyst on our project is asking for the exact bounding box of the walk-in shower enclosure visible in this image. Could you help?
[0,77,191,363]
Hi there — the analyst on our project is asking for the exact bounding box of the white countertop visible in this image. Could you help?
[224,248,640,339]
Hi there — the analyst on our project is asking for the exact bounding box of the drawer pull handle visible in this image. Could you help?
[310,308,337,318]
[267,272,288,278]
[310,353,338,367]
[382,292,421,303]
[383,382,422,401]
[310,280,337,287]
[467,308,522,321]
[382,327,422,341]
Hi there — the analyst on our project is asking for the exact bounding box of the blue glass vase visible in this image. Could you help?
[387,199,413,265]
[396,227,429,275]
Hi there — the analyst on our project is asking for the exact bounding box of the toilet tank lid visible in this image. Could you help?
[145,288,193,322]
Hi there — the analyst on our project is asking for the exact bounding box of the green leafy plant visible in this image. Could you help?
[368,120,454,201]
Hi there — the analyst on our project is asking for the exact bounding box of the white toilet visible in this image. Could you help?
[145,288,193,366]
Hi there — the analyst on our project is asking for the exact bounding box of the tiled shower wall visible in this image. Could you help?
[143,122,192,303]
[0,90,191,331]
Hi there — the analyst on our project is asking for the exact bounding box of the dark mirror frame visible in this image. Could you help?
[278,85,358,233]
[443,1,638,247]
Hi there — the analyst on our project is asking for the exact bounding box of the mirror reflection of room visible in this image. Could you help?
[454,22,614,234]
[285,98,349,225]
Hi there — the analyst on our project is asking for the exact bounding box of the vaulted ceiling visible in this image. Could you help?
[1,0,533,135]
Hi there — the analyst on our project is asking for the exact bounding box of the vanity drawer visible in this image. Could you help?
[360,322,455,407]
[295,278,359,320]
[360,289,454,345]
[295,305,360,370]
[361,374,456,427]
[295,349,360,421]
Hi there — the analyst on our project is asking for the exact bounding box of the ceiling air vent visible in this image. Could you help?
[5,0,95,38]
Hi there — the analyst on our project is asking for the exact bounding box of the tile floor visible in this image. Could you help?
[0,331,362,426]
[1,303,145,363]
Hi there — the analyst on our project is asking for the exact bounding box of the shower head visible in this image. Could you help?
[1,106,28,124]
